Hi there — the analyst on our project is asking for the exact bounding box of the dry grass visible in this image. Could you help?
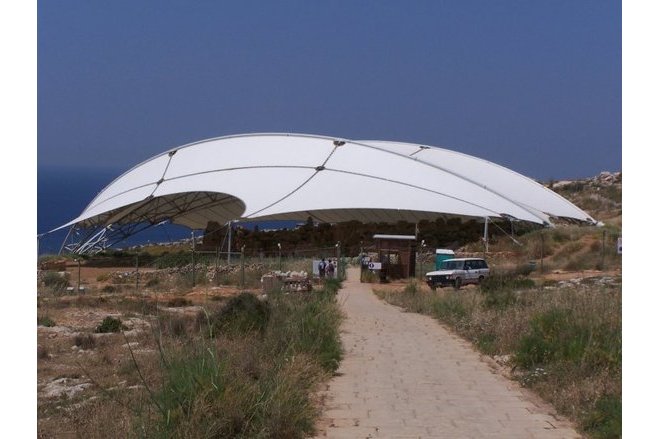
[37,273,343,438]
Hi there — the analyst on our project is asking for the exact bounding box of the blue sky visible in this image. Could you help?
[38,0,620,181]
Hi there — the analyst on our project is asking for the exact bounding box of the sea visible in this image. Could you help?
[37,166,295,256]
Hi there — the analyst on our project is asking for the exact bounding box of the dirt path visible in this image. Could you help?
[315,268,581,438]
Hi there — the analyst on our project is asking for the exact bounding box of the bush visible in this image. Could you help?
[74,333,96,350]
[323,277,342,295]
[38,315,56,327]
[160,315,189,338]
[37,345,50,360]
[480,272,535,293]
[514,309,590,369]
[101,285,117,293]
[145,278,160,288]
[167,297,192,307]
[96,316,126,333]
[268,284,343,373]
[209,293,270,336]
[483,289,519,310]
[42,271,69,292]
[176,271,209,289]
[152,251,193,269]
[431,294,468,321]
[403,281,420,295]
[583,394,622,439]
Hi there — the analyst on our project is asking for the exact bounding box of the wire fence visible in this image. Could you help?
[38,245,352,296]
[39,228,622,296]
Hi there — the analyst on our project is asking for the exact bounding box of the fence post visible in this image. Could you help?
[215,245,220,286]
[241,246,245,289]
[336,241,341,280]
[191,231,196,288]
[75,258,81,292]
[135,254,139,293]
[227,221,232,265]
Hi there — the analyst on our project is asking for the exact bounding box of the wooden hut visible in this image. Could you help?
[373,234,417,280]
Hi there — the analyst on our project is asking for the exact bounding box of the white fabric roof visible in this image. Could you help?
[59,133,595,231]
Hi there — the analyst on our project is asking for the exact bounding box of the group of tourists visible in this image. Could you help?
[318,258,336,279]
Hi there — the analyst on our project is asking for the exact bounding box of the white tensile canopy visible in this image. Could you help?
[57,133,595,252]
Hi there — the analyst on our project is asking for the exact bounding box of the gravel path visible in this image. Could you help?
[315,268,581,439]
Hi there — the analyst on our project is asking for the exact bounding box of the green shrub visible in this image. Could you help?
[480,272,535,293]
[583,394,622,439]
[42,271,69,292]
[404,281,419,295]
[96,316,126,333]
[38,345,50,360]
[323,277,342,295]
[167,297,192,307]
[38,315,56,327]
[74,333,96,350]
[513,263,536,277]
[160,315,189,338]
[476,332,497,355]
[101,285,117,293]
[360,269,379,283]
[515,309,590,369]
[483,289,518,310]
[145,277,160,288]
[431,294,468,321]
[210,293,270,336]
[152,251,192,269]
[268,284,344,373]
[176,271,209,289]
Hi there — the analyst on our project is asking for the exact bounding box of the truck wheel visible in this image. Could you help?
[478,275,485,283]
[454,278,462,290]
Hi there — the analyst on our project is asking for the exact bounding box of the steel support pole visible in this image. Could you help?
[215,245,220,286]
[135,255,139,293]
[227,221,233,264]
[240,245,245,289]
[336,241,341,280]
[59,225,75,255]
[191,231,196,287]
[76,259,81,292]
[483,217,489,254]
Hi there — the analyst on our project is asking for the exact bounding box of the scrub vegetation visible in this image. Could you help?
[37,266,343,438]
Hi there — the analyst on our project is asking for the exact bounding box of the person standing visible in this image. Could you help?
[319,258,326,278]
[327,260,335,278]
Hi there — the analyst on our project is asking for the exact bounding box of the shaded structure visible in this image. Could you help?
[373,234,417,280]
[50,133,597,254]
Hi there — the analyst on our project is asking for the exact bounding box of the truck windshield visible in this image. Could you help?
[440,261,463,270]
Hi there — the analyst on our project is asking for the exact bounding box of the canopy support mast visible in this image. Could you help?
[483,216,489,253]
